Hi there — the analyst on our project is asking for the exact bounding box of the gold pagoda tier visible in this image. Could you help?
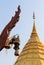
[14,13,44,65]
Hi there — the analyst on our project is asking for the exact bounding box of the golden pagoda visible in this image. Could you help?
[14,13,44,65]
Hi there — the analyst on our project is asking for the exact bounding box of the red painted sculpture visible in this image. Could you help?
[0,5,21,52]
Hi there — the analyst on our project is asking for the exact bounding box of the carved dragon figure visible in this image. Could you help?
[0,5,21,51]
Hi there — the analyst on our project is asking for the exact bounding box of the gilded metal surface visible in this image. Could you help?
[14,14,44,65]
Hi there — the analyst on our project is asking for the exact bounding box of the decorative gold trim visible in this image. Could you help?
[15,57,44,64]
[20,52,44,57]
[24,44,44,49]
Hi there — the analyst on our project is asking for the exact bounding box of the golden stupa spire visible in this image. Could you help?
[29,12,41,43]
[32,12,37,33]
[14,13,44,65]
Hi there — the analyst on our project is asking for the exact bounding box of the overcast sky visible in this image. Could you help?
[0,0,44,65]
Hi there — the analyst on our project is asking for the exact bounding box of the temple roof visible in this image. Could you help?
[14,13,44,65]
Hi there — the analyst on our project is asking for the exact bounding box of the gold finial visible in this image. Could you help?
[32,12,37,33]
[33,12,35,25]
[33,12,35,19]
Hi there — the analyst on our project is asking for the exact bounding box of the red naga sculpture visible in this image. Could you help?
[0,5,21,56]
